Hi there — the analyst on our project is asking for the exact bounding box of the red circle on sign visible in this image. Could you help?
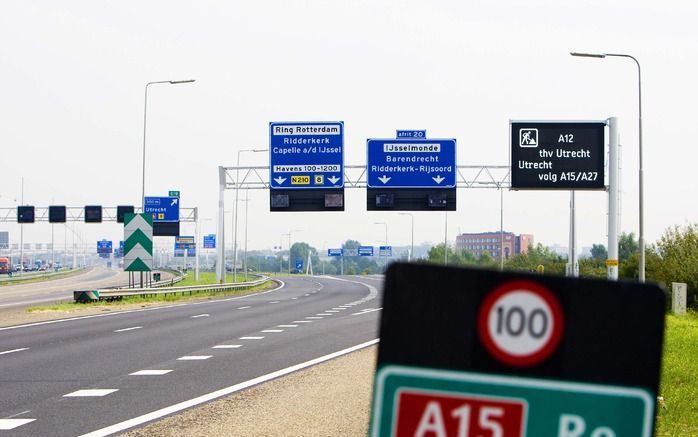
[477,280,564,367]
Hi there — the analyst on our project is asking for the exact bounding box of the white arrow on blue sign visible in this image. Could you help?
[270,121,344,189]
[367,138,457,188]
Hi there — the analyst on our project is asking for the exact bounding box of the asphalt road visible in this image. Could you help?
[0,275,383,436]
[0,268,148,310]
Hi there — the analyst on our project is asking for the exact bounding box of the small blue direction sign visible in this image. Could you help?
[379,246,392,257]
[270,121,344,189]
[175,236,195,250]
[358,246,374,257]
[203,234,216,249]
[97,240,113,254]
[144,196,180,222]
[328,248,343,257]
[367,138,456,188]
[295,259,303,271]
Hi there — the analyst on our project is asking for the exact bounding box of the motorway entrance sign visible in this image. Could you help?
[370,263,665,437]
[269,121,344,189]
[123,213,153,272]
[367,138,456,188]
[510,121,606,190]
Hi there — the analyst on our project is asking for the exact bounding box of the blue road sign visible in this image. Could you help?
[97,240,113,254]
[379,245,392,257]
[367,138,456,188]
[203,234,216,249]
[327,248,343,257]
[295,259,303,271]
[358,246,374,256]
[270,121,344,189]
[144,196,180,222]
[396,130,426,139]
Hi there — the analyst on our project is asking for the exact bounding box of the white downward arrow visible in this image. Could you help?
[378,175,391,184]
[327,176,341,185]
[432,175,445,184]
[274,176,287,185]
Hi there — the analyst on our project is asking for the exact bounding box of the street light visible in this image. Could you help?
[141,79,195,208]
[233,148,267,282]
[398,213,414,261]
[570,51,645,281]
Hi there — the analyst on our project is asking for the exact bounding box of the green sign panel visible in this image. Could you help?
[372,365,653,437]
[168,190,180,197]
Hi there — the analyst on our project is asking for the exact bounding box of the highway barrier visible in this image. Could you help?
[73,274,271,303]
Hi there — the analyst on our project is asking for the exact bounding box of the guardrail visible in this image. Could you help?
[74,274,271,302]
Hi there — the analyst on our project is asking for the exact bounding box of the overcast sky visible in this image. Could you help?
[1,1,696,254]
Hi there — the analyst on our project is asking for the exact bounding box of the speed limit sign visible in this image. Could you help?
[478,280,564,367]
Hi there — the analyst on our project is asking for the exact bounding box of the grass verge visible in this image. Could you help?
[0,268,86,287]
[656,312,698,436]
[25,279,277,313]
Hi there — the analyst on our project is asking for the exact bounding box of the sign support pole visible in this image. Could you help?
[567,191,578,276]
[608,117,620,280]
[216,166,226,284]
[194,207,200,282]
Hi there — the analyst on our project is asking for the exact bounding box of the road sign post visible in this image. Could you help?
[370,263,665,437]
[123,213,153,288]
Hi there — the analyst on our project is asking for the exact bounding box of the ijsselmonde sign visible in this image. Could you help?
[367,138,456,188]
[510,121,606,190]
[370,263,665,437]
[270,122,344,189]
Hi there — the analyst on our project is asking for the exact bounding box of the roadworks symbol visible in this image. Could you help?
[520,128,538,147]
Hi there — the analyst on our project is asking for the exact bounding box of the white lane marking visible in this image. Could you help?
[303,294,310,296]
[325,310,339,313]
[306,316,323,320]
[0,348,29,356]
[212,345,242,349]
[237,306,251,310]
[352,308,383,316]
[64,389,118,397]
[177,356,212,361]
[113,326,142,333]
[4,410,31,419]
[293,320,312,323]
[261,329,283,333]
[239,336,264,340]
[317,313,332,316]
[129,370,172,376]
[0,279,285,332]
[269,301,280,304]
[277,324,298,328]
[0,419,36,430]
[77,339,379,437]
[291,297,298,300]
[191,314,209,318]
[332,308,346,310]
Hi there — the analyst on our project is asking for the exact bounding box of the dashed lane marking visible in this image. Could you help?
[293,320,312,323]
[191,314,209,318]
[352,308,383,316]
[239,336,264,340]
[0,419,36,430]
[237,306,251,310]
[317,313,332,316]
[261,329,283,333]
[306,316,323,320]
[212,345,242,349]
[0,348,29,356]
[277,324,298,328]
[269,301,280,304]
[177,356,212,361]
[76,339,379,437]
[129,370,172,376]
[64,389,118,397]
[114,327,142,333]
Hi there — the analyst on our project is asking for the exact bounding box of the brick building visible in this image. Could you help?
[455,231,534,259]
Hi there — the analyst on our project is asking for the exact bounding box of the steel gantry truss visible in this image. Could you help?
[0,207,199,223]
[215,164,511,282]
[218,164,511,190]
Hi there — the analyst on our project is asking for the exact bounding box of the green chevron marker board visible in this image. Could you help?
[123,213,153,272]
